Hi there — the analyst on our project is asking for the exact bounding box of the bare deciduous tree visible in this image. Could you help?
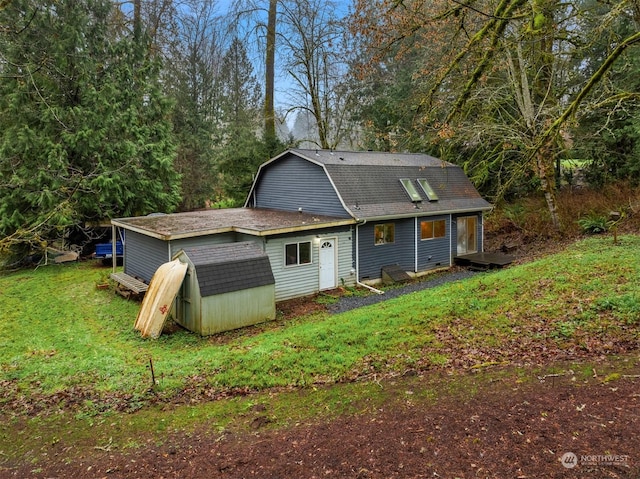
[351,0,640,231]
[279,0,353,149]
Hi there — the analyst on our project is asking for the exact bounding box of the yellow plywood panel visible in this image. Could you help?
[135,259,188,339]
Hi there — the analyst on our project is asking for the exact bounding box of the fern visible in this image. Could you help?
[577,215,609,234]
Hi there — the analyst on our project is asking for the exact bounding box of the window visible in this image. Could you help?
[399,179,422,202]
[374,223,395,245]
[421,219,446,240]
[417,178,439,201]
[285,241,311,266]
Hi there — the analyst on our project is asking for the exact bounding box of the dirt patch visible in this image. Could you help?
[276,293,333,320]
[8,365,639,478]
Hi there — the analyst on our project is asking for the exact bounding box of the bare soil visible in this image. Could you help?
[6,364,640,478]
[4,229,640,479]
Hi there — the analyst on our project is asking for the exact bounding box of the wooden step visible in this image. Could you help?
[381,264,412,284]
[110,272,148,294]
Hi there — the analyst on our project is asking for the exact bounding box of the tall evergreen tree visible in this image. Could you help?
[166,0,223,211]
[0,0,179,257]
[216,38,269,205]
[219,37,262,127]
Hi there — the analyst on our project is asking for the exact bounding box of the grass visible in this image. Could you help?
[1,234,640,465]
[1,234,639,413]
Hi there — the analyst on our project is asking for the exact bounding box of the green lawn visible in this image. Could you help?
[1,235,639,416]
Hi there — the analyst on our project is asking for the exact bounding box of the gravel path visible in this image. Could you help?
[328,268,479,314]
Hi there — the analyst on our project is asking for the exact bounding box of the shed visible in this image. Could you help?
[173,242,276,335]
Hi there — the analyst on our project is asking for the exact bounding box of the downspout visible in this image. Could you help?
[449,214,453,266]
[414,216,418,273]
[355,219,384,295]
[480,213,484,252]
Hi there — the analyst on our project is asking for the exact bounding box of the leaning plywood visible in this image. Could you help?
[135,259,188,339]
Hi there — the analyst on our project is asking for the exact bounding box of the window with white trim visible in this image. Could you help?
[285,241,312,266]
[421,219,446,240]
[374,223,395,245]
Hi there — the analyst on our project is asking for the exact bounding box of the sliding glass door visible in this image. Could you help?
[457,216,477,255]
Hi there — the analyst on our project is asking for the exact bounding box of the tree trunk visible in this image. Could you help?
[133,0,141,42]
[531,0,560,231]
[535,141,560,231]
[264,0,276,141]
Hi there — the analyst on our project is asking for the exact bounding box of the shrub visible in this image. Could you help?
[577,215,609,234]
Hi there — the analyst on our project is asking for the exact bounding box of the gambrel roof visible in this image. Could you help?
[247,149,492,220]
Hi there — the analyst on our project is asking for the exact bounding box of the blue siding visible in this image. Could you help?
[357,215,474,280]
[124,231,170,282]
[252,155,350,217]
[125,232,246,284]
[416,215,451,270]
[357,219,415,280]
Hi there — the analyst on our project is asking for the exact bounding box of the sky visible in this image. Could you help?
[215,0,353,123]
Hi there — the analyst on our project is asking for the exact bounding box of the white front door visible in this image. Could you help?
[319,239,337,290]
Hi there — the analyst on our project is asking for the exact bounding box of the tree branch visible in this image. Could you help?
[444,0,527,123]
[555,31,640,128]
[428,0,527,114]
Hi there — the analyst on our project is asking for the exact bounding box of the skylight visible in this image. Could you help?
[400,179,422,202]
[417,178,439,201]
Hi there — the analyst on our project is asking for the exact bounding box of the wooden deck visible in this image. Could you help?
[110,272,149,294]
[455,252,514,271]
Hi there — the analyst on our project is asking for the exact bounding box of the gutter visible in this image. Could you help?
[361,206,492,223]
[354,219,384,295]
[111,217,356,241]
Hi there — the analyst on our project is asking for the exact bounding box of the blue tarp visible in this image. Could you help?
[95,241,123,258]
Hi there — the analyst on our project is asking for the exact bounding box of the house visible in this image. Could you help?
[111,149,491,334]
[245,149,492,281]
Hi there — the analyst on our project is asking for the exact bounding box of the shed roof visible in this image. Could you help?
[178,242,275,297]
[112,207,355,241]
[251,149,492,220]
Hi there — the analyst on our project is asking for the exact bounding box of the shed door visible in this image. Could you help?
[319,239,337,290]
[176,269,191,324]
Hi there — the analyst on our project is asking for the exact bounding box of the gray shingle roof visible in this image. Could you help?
[180,242,274,297]
[290,149,492,219]
[292,149,449,167]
